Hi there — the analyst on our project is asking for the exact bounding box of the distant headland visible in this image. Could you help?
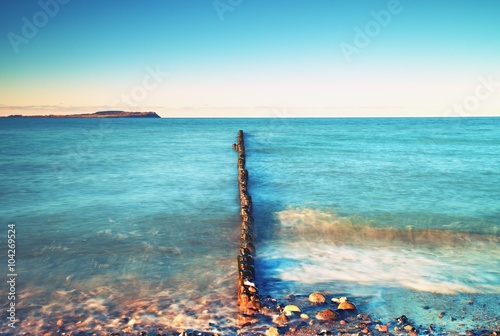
[3,111,161,118]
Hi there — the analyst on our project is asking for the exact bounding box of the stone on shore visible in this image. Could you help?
[376,324,389,332]
[266,326,281,336]
[272,313,289,326]
[309,292,326,304]
[283,305,301,315]
[238,313,259,326]
[315,309,339,321]
[337,301,356,310]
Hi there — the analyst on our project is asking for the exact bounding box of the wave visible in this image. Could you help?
[275,207,499,247]
[257,207,500,294]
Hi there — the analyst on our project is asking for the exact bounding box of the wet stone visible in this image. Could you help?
[309,292,326,304]
[376,325,389,333]
[238,314,259,326]
[273,313,289,326]
[357,322,367,329]
[315,309,339,321]
[397,315,408,324]
[317,330,334,336]
[337,301,357,311]
[283,305,301,315]
[267,326,281,336]
[404,324,416,332]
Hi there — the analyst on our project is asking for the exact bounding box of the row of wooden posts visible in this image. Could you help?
[233,130,261,316]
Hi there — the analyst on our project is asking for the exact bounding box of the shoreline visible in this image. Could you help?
[4,289,497,335]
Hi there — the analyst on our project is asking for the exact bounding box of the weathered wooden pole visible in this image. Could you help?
[234,130,261,318]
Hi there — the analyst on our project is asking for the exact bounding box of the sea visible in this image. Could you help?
[0,117,499,335]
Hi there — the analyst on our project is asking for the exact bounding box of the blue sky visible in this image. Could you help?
[0,0,499,117]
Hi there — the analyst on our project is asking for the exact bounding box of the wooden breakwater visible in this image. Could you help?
[233,130,261,318]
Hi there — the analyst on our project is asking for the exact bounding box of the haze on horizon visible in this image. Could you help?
[0,1,499,118]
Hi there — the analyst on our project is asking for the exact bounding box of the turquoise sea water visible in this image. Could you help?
[0,117,499,334]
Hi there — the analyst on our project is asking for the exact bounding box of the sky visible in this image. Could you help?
[0,0,499,117]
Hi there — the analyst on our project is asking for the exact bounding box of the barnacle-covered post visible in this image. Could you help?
[233,130,260,318]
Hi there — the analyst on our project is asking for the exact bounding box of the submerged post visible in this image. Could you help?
[234,130,261,318]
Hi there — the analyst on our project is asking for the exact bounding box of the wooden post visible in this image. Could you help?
[234,130,261,316]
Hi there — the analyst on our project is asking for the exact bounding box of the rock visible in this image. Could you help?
[428,324,435,333]
[315,309,339,321]
[376,325,389,332]
[309,292,326,304]
[238,314,259,326]
[337,301,356,310]
[267,326,280,336]
[56,319,64,327]
[357,323,367,329]
[357,313,371,321]
[317,330,334,335]
[331,296,348,304]
[404,324,416,332]
[397,315,408,324]
[273,313,289,326]
[283,305,301,315]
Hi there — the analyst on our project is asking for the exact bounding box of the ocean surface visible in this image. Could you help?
[0,117,499,334]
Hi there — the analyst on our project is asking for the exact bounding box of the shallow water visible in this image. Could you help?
[0,117,499,334]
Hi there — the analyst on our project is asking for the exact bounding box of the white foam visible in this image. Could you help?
[262,207,500,294]
[260,240,500,294]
